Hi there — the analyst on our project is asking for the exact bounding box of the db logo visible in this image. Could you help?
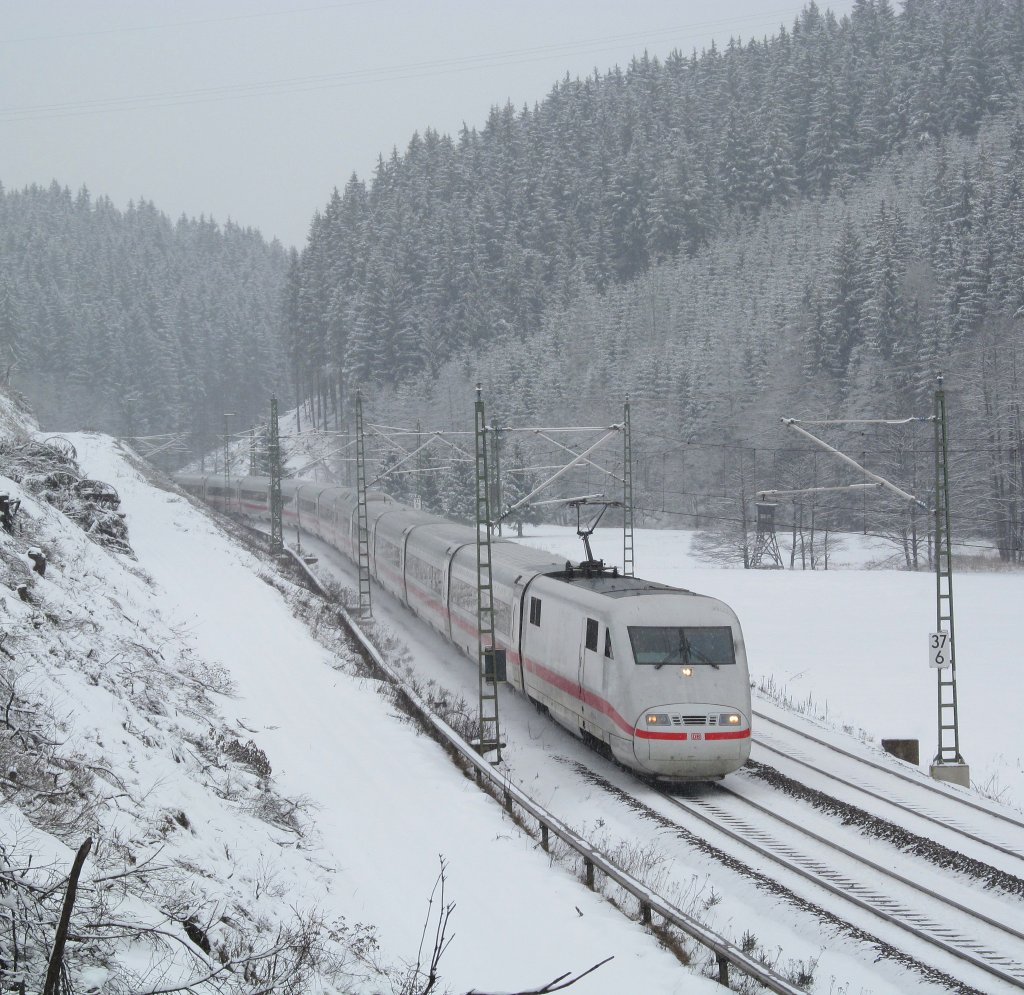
[691,732,703,741]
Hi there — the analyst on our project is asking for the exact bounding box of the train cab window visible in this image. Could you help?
[585,618,599,652]
[628,626,736,666]
[604,629,614,660]
[529,597,542,627]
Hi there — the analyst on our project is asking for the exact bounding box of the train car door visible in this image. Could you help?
[442,544,462,645]
[509,575,529,691]
[576,616,588,722]
[578,615,604,731]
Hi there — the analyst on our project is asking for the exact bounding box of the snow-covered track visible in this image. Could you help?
[752,708,1024,866]
[660,782,1024,991]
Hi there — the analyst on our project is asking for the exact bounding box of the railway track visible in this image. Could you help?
[751,708,1024,873]
[270,535,811,994]
[655,779,1024,992]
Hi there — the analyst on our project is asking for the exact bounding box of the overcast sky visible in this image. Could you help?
[2,1,857,250]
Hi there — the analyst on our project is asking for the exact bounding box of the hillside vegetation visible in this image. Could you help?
[0,393,441,993]
[286,0,1024,561]
[286,0,1024,399]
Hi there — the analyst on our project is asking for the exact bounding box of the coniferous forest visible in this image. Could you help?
[0,184,289,450]
[6,0,1024,560]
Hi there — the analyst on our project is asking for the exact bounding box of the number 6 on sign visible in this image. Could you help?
[929,631,951,669]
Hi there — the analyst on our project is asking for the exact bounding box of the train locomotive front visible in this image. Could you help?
[516,570,751,781]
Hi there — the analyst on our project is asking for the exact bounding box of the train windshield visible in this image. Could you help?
[627,626,735,667]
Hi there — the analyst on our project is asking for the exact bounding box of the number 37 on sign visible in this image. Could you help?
[929,631,952,669]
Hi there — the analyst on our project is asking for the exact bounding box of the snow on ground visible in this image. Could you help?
[7,406,1022,994]
[62,433,712,994]
[296,515,1024,995]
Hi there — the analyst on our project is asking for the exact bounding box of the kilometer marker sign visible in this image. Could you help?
[929,631,951,669]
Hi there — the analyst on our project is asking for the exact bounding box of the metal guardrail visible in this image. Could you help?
[281,547,806,994]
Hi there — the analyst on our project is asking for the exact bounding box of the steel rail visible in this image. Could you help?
[752,734,1024,865]
[658,786,1024,989]
[753,709,1024,833]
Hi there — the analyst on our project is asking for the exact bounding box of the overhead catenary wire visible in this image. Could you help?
[531,430,625,486]
[780,418,927,508]
[648,488,1018,532]
[790,417,934,427]
[495,426,622,524]
[295,392,1020,556]
[757,483,885,500]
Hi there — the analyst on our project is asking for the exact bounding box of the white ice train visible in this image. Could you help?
[177,474,752,781]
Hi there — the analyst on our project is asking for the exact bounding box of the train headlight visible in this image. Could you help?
[719,713,742,726]
[646,713,669,725]
[680,666,693,678]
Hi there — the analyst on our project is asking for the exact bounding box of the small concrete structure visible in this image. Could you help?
[882,739,919,766]
[930,762,970,788]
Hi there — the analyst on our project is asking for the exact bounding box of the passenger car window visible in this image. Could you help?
[530,597,542,626]
[585,618,598,651]
[604,629,614,659]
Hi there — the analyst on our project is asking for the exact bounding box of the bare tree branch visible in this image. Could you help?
[133,941,292,995]
[412,855,456,995]
[42,836,93,995]
[464,956,614,994]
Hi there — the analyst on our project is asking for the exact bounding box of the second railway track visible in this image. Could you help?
[656,778,1024,992]
[751,707,1024,871]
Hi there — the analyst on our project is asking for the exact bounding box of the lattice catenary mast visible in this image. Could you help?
[767,391,968,787]
[474,386,503,762]
[931,375,968,786]
[268,396,283,555]
[355,391,373,621]
[623,398,635,577]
